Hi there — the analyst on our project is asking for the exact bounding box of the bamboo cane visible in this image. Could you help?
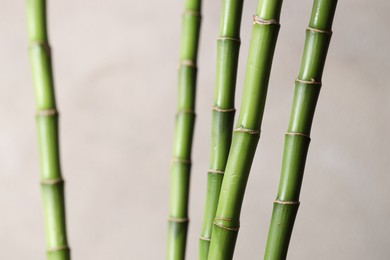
[207,1,283,259]
[199,0,244,258]
[167,0,202,259]
[26,1,70,259]
[264,1,338,259]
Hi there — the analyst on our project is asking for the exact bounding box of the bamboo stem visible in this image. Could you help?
[207,1,284,259]
[199,0,244,258]
[26,1,70,260]
[167,0,201,259]
[264,1,338,259]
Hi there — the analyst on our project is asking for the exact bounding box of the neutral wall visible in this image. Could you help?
[1,0,389,259]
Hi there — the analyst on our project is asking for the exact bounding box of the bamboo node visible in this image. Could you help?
[208,169,224,175]
[47,245,69,252]
[176,109,195,115]
[171,157,191,165]
[307,27,333,35]
[214,217,232,222]
[183,9,201,17]
[234,127,260,135]
[200,236,211,242]
[286,132,311,139]
[36,109,58,117]
[180,59,197,68]
[295,78,322,85]
[252,15,279,26]
[213,221,240,231]
[41,178,64,186]
[168,217,189,223]
[217,36,241,43]
[29,41,51,54]
[212,106,236,113]
[274,200,300,205]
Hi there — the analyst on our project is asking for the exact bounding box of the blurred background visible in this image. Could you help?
[1,0,390,259]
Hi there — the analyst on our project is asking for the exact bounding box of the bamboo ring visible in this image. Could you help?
[217,36,241,43]
[295,78,322,85]
[171,157,191,165]
[47,245,69,252]
[213,221,240,231]
[36,109,58,117]
[180,59,197,68]
[286,132,311,139]
[199,236,211,241]
[274,200,300,205]
[208,169,224,175]
[41,178,64,186]
[168,217,189,223]
[307,26,333,35]
[234,127,260,135]
[183,10,201,17]
[212,106,236,113]
[252,15,279,25]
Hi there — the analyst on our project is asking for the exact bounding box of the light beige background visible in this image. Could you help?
[1,0,390,259]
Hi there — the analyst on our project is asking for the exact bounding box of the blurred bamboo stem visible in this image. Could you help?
[167,0,202,259]
[26,0,70,259]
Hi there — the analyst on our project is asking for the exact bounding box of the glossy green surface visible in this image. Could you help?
[264,1,338,259]
[27,1,70,259]
[207,1,283,259]
[199,0,243,258]
[168,0,201,259]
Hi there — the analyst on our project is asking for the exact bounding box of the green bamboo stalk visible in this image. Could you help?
[264,1,338,259]
[26,1,70,260]
[207,1,283,259]
[167,0,201,259]
[199,0,244,258]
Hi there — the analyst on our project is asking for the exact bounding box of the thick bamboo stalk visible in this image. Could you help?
[264,1,338,259]
[207,1,283,259]
[167,0,201,259]
[199,0,244,258]
[26,1,70,260]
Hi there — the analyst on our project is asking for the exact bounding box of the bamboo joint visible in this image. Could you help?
[286,132,311,139]
[234,127,260,135]
[252,15,279,26]
[307,27,332,35]
[212,106,236,113]
[36,109,58,117]
[213,221,240,231]
[41,178,64,186]
[171,157,191,165]
[207,169,224,175]
[47,245,69,252]
[296,78,322,86]
[168,217,189,223]
[274,200,300,205]
[217,36,241,43]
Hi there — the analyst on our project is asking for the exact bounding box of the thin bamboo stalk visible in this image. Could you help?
[167,0,202,259]
[207,1,284,259]
[264,1,338,259]
[199,0,244,258]
[26,1,70,259]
